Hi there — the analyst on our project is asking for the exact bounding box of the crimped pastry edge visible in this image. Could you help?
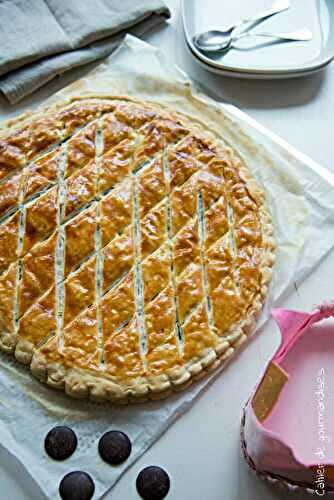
[0,95,276,403]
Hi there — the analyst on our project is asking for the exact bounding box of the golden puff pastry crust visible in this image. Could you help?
[0,95,275,402]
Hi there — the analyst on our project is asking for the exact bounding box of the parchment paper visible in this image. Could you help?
[1,35,334,499]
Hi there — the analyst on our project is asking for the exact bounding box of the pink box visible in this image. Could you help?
[241,303,334,494]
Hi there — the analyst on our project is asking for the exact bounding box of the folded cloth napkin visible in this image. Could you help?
[0,0,170,103]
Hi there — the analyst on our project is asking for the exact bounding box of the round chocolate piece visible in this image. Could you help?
[98,430,132,465]
[44,426,77,461]
[136,466,170,500]
[59,471,95,500]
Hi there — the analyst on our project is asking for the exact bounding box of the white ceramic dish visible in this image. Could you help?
[182,0,334,79]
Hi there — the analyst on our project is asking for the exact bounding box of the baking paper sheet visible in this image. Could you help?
[1,35,334,499]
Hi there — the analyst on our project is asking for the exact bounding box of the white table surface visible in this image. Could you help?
[0,1,333,499]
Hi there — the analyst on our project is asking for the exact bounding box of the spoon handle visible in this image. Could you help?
[234,0,291,34]
[236,28,313,42]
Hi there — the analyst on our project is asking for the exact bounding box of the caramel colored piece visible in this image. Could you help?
[18,286,56,346]
[142,247,170,303]
[173,219,200,275]
[0,172,21,218]
[63,256,96,327]
[238,245,261,305]
[27,116,63,160]
[37,335,62,365]
[0,263,16,334]
[66,123,96,178]
[100,179,132,247]
[169,135,216,189]
[63,305,99,370]
[235,212,262,247]
[58,99,115,136]
[23,186,58,254]
[103,227,134,292]
[0,140,25,180]
[205,197,228,249]
[65,161,98,218]
[104,316,144,379]
[145,286,181,374]
[100,139,135,194]
[206,234,244,333]
[183,303,217,361]
[197,162,224,208]
[114,103,156,128]
[0,211,19,273]
[102,114,133,153]
[133,118,187,168]
[176,264,203,323]
[210,278,241,333]
[138,157,166,217]
[169,149,198,189]
[141,203,167,260]
[171,175,198,235]
[64,204,96,276]
[24,150,60,201]
[102,272,135,339]
[206,236,233,292]
[177,134,215,160]
[19,232,57,316]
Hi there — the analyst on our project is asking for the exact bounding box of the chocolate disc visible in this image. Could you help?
[59,471,95,500]
[44,426,77,461]
[136,466,170,500]
[98,430,132,465]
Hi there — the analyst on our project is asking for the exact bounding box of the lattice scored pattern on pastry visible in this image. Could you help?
[0,97,275,402]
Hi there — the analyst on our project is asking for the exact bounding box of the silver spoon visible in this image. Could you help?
[193,0,291,53]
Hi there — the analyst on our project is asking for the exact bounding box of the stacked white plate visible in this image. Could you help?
[182,0,334,79]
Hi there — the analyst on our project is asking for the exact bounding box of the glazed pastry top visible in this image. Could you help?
[0,96,275,402]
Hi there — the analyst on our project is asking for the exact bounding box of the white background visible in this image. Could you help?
[0,1,333,498]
